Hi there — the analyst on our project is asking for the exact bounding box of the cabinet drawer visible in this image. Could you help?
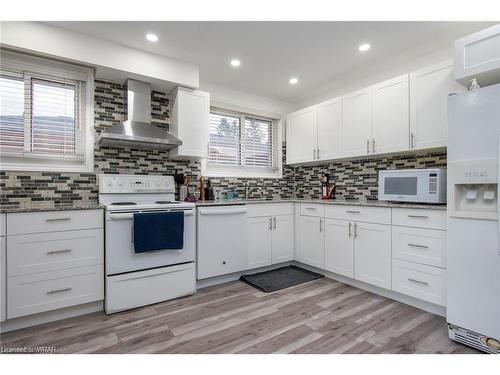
[7,229,104,276]
[247,203,294,218]
[392,259,446,306]
[392,208,446,230]
[392,226,446,268]
[7,209,103,235]
[325,205,391,224]
[7,265,104,319]
[300,203,325,217]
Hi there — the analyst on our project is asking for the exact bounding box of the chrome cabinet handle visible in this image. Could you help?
[367,139,370,154]
[207,142,210,157]
[269,217,273,231]
[273,216,277,230]
[353,222,358,237]
[317,148,320,160]
[319,219,323,232]
[47,287,72,295]
[372,139,376,153]
[46,217,71,222]
[348,222,352,237]
[47,249,72,255]
[408,243,429,249]
[410,132,415,149]
[408,278,429,286]
[408,215,429,219]
[345,210,360,214]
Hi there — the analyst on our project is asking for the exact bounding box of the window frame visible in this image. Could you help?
[202,106,282,179]
[0,49,94,173]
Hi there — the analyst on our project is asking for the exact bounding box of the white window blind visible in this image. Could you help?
[0,73,81,158]
[208,108,276,170]
[0,49,94,172]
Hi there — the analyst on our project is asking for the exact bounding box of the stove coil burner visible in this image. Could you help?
[110,202,137,206]
[155,201,174,204]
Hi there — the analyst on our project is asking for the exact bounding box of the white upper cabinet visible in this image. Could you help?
[371,74,410,154]
[341,88,372,157]
[286,106,317,164]
[410,61,464,150]
[317,97,342,161]
[169,87,210,159]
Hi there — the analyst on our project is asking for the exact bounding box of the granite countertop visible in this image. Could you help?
[195,198,447,210]
[0,203,103,214]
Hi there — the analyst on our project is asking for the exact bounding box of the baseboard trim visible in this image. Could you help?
[292,261,446,317]
[0,301,103,333]
[196,262,292,289]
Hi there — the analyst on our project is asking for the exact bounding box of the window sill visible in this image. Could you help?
[0,161,94,174]
[202,162,282,179]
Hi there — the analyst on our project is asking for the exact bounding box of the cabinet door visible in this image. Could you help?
[341,88,372,157]
[286,106,317,164]
[170,88,210,158]
[271,215,294,264]
[354,222,391,289]
[247,217,272,269]
[0,237,5,322]
[372,74,410,154]
[324,219,354,278]
[297,216,325,268]
[317,97,342,160]
[410,61,464,150]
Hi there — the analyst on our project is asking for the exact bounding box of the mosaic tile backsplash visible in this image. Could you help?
[0,79,447,209]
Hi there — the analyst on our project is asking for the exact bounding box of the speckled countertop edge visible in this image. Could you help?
[195,198,447,210]
[0,204,103,214]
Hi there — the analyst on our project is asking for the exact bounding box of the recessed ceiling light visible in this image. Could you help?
[146,33,159,42]
[230,59,241,67]
[289,77,299,85]
[358,43,371,52]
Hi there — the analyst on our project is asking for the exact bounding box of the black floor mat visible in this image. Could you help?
[240,265,324,293]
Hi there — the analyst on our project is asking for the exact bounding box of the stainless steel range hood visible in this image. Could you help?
[97,79,182,150]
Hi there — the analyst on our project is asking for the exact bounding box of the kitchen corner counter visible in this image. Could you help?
[195,198,447,210]
[0,203,103,214]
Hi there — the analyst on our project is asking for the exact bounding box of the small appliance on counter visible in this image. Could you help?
[378,168,447,203]
[321,174,336,200]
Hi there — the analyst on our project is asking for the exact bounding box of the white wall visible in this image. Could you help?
[296,48,455,109]
[0,21,199,92]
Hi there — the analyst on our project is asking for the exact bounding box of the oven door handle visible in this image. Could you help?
[108,210,194,220]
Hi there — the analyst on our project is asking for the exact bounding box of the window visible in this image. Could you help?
[0,50,94,172]
[205,107,281,178]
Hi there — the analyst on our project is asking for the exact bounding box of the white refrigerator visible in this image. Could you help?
[447,83,500,353]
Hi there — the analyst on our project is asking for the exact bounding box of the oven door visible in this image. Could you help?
[105,208,195,275]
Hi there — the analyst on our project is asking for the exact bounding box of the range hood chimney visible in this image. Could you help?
[96,79,182,150]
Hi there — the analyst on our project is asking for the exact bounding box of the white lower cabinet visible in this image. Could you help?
[248,217,273,269]
[247,213,294,269]
[354,222,392,289]
[324,219,354,278]
[297,216,325,269]
[1,235,5,322]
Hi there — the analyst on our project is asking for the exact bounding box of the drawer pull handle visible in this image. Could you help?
[408,278,429,286]
[47,287,72,295]
[346,210,360,214]
[407,244,429,249]
[47,249,72,255]
[407,215,429,219]
[305,207,317,210]
[46,217,71,222]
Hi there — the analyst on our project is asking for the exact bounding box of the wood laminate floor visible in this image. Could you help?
[0,278,479,354]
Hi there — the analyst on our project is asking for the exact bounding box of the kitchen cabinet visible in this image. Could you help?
[341,88,372,157]
[317,97,342,160]
[354,222,392,289]
[247,217,273,268]
[169,87,210,159]
[371,74,410,154]
[0,213,5,322]
[286,106,317,164]
[324,219,354,278]
[297,216,325,269]
[410,61,464,150]
[271,215,295,264]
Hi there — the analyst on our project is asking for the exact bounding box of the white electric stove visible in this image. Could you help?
[99,174,196,314]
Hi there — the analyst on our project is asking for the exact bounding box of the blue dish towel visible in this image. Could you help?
[133,211,184,253]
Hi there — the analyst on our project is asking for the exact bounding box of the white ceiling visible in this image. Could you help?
[50,21,495,103]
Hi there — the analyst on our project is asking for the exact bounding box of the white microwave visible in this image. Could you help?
[378,168,447,204]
